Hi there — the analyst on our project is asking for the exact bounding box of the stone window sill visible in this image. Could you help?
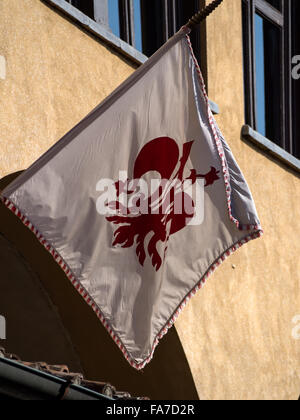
[242,125,300,174]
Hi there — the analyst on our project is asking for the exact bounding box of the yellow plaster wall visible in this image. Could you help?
[0,0,198,400]
[0,0,135,178]
[0,0,299,400]
[175,0,300,400]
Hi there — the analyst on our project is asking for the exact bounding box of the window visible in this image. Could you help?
[65,0,203,62]
[66,0,95,20]
[242,0,300,160]
[139,0,202,59]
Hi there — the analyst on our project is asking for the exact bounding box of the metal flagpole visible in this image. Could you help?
[185,0,224,29]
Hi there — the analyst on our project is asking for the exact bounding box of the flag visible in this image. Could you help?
[1,27,262,370]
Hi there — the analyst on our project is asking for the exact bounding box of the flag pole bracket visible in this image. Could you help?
[186,0,224,29]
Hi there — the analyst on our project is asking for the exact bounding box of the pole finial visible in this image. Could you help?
[186,0,224,29]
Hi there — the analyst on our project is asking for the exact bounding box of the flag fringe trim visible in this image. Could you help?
[0,33,263,370]
[185,34,261,232]
[1,195,263,370]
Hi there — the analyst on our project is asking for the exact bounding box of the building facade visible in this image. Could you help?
[0,0,299,400]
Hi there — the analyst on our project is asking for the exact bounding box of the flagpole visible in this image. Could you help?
[185,0,224,29]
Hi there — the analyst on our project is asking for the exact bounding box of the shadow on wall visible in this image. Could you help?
[0,171,199,400]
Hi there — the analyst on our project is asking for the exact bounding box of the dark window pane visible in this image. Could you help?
[69,0,94,19]
[255,14,283,146]
[140,0,166,57]
[264,0,282,12]
[175,0,202,65]
[108,0,120,38]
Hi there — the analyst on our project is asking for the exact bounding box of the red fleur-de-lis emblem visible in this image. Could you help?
[106,137,220,271]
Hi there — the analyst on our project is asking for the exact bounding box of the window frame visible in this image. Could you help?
[140,0,203,63]
[242,0,299,161]
[45,0,220,114]
[66,0,204,63]
[66,0,96,21]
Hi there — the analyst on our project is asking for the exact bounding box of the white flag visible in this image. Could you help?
[1,28,262,370]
